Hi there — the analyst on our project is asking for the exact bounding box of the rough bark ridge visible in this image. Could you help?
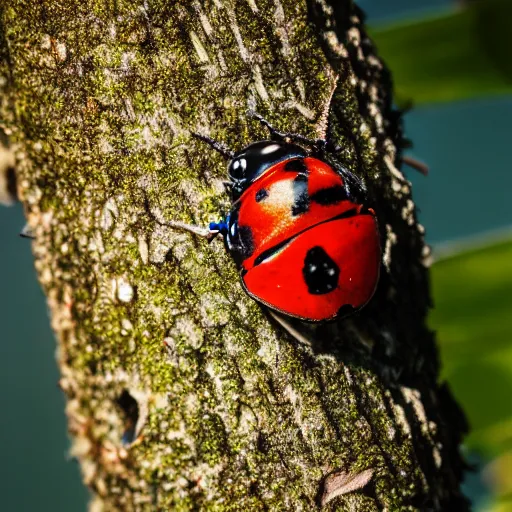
[0,1,468,510]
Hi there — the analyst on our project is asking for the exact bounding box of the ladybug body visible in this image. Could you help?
[210,140,381,322]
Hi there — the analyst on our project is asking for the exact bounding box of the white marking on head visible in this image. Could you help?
[261,144,281,155]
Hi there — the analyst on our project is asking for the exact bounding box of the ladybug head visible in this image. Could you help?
[228,140,307,200]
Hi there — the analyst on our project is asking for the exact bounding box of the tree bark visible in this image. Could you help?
[0,1,469,510]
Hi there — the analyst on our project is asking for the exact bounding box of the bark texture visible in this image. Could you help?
[0,1,469,510]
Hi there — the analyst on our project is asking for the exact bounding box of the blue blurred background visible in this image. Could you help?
[1,0,511,509]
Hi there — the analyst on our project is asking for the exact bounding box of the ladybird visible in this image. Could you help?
[156,114,381,322]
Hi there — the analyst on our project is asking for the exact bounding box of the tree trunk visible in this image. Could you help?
[0,1,469,510]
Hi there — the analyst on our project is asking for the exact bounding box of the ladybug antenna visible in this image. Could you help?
[248,110,319,147]
[247,110,280,139]
[192,133,235,161]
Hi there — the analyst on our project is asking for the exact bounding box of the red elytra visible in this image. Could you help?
[242,215,380,321]
[217,148,381,322]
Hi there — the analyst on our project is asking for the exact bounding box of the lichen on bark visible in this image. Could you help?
[1,1,469,510]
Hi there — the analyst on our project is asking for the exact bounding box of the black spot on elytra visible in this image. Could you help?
[310,185,346,205]
[302,246,339,295]
[284,158,309,173]
[255,189,268,202]
[291,173,309,216]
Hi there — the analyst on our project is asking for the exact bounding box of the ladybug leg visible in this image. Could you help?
[154,218,219,241]
[207,219,229,243]
[144,192,223,242]
[336,164,367,198]
[154,216,229,243]
[267,310,313,347]
[401,155,429,176]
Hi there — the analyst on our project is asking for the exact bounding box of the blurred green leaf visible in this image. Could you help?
[430,238,512,510]
[431,238,512,454]
[370,0,512,104]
